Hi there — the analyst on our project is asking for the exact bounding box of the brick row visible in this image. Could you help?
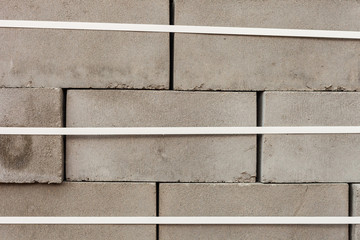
[1,90,360,183]
[2,1,360,90]
[0,182,349,239]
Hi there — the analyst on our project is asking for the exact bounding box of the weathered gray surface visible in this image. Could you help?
[66,90,256,182]
[174,0,360,91]
[160,183,348,240]
[352,184,360,240]
[175,0,360,30]
[160,183,348,216]
[160,225,346,240]
[261,92,360,182]
[0,182,156,215]
[0,182,156,239]
[0,225,155,240]
[0,0,168,89]
[0,88,63,183]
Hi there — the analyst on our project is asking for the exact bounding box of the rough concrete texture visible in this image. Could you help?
[160,183,348,240]
[66,90,256,182]
[0,225,155,240]
[0,182,156,215]
[0,0,168,89]
[352,185,360,240]
[160,225,346,240]
[0,88,63,183]
[0,182,156,240]
[261,92,360,182]
[174,0,360,91]
[175,0,360,30]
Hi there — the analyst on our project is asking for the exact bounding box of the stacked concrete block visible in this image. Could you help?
[0,88,63,183]
[0,182,156,240]
[173,0,360,91]
[66,90,256,182]
[0,0,169,89]
[0,0,357,239]
[352,185,360,240]
[159,183,348,239]
[261,92,360,182]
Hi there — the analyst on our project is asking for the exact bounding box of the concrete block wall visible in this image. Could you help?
[0,0,359,239]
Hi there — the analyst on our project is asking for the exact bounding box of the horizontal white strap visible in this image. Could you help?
[0,217,357,225]
[1,126,360,135]
[0,20,360,39]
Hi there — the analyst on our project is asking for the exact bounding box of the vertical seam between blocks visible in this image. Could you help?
[350,183,353,240]
[256,91,264,182]
[156,182,160,240]
[62,89,67,181]
[169,0,175,90]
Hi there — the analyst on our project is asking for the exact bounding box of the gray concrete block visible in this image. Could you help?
[159,183,348,240]
[0,88,63,183]
[351,184,360,240]
[174,0,360,91]
[0,182,156,240]
[66,90,256,182]
[0,182,156,216]
[0,226,155,240]
[160,183,348,216]
[261,92,360,182]
[175,0,360,30]
[0,0,168,89]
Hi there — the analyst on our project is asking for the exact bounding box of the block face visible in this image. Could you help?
[0,0,169,89]
[0,182,156,240]
[175,0,360,30]
[0,88,63,183]
[160,225,346,240]
[66,90,256,182]
[66,90,255,127]
[159,183,348,216]
[1,0,168,23]
[352,185,360,240]
[159,183,348,240]
[0,225,155,240]
[262,92,360,182]
[0,182,156,216]
[174,0,360,91]
[67,135,255,182]
[174,35,360,91]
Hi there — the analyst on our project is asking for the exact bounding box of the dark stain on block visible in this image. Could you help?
[0,135,32,170]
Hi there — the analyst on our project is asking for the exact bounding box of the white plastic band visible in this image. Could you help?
[1,126,360,135]
[0,217,357,225]
[1,20,360,39]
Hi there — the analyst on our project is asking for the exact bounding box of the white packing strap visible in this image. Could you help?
[0,217,358,225]
[0,20,360,39]
[0,126,360,135]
